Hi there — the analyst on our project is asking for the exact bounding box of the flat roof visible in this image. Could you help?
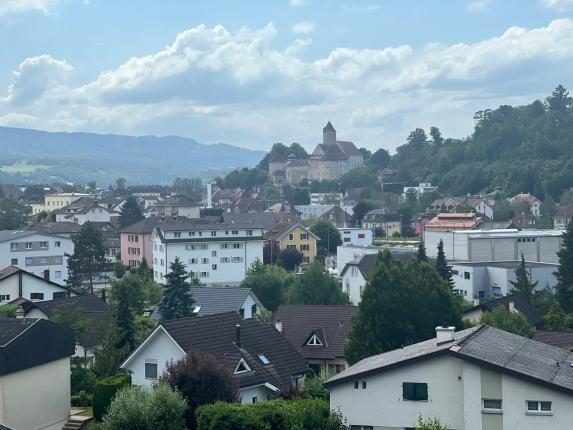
[450,260,558,269]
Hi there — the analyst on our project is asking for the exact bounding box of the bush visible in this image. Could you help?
[196,398,348,430]
[101,384,187,430]
[71,390,93,407]
[71,357,97,396]
[93,374,131,420]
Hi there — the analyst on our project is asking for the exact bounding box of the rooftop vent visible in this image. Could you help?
[436,326,455,345]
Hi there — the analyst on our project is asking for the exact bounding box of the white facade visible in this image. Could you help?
[295,204,354,221]
[30,192,91,215]
[55,205,115,225]
[329,354,573,430]
[153,225,264,286]
[339,228,373,247]
[0,232,73,284]
[341,265,367,305]
[0,357,71,430]
[402,182,438,198]
[0,270,76,304]
[424,229,562,264]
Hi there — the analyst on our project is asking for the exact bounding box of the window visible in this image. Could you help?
[211,231,217,237]
[247,230,253,236]
[286,244,297,249]
[212,264,217,270]
[221,243,229,249]
[189,258,198,264]
[201,258,209,264]
[234,359,250,374]
[220,257,230,263]
[344,237,351,242]
[25,242,32,249]
[189,231,195,237]
[233,243,242,249]
[300,244,310,251]
[30,292,44,300]
[232,230,239,235]
[232,257,243,263]
[251,303,257,315]
[212,251,217,257]
[357,233,365,239]
[252,397,258,404]
[11,258,18,265]
[54,241,60,247]
[40,241,47,248]
[402,383,428,401]
[0,295,10,301]
[288,233,294,240]
[10,242,17,251]
[464,272,471,280]
[258,354,270,365]
[53,292,66,299]
[307,334,323,346]
[300,233,308,240]
[25,257,32,266]
[482,399,502,411]
[526,401,552,414]
[451,269,459,275]
[200,272,209,278]
[174,232,181,238]
[362,381,367,389]
[55,271,61,278]
[145,360,158,379]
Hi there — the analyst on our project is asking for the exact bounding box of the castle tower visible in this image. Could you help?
[323,121,337,145]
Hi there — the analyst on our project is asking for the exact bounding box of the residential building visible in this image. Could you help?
[342,188,363,207]
[325,325,573,430]
[320,206,353,228]
[424,229,563,263]
[146,197,200,218]
[554,203,573,229]
[22,294,108,361]
[362,210,402,237]
[462,294,542,327]
[152,216,264,286]
[0,318,75,430]
[509,193,542,217]
[264,223,318,266]
[30,192,91,215]
[25,221,82,238]
[403,182,438,199]
[295,204,354,221]
[336,244,417,276]
[338,228,373,247]
[121,312,308,404]
[311,193,344,205]
[127,185,164,198]
[120,217,161,268]
[0,265,77,305]
[274,305,357,378]
[211,188,243,212]
[451,261,558,301]
[511,212,542,229]
[54,197,117,225]
[424,212,482,233]
[410,211,436,237]
[0,230,73,283]
[430,197,494,220]
[340,254,378,305]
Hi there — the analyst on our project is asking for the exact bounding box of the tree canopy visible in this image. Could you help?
[119,196,144,228]
[284,261,350,306]
[310,219,342,255]
[158,258,196,320]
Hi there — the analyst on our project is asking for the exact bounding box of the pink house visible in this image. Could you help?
[120,217,160,268]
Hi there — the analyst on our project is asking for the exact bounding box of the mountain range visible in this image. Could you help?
[0,126,265,185]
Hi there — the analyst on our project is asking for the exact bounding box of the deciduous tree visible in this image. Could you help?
[310,219,342,255]
[285,261,349,306]
[479,306,534,338]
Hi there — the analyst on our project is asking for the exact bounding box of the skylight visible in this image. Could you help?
[258,354,270,365]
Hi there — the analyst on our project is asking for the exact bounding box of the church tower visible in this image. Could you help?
[323,121,337,145]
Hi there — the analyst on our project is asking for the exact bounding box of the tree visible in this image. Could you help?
[417,242,427,262]
[509,256,538,303]
[310,219,342,255]
[66,223,107,294]
[545,84,573,112]
[407,128,428,147]
[160,352,238,430]
[87,180,97,193]
[0,197,29,229]
[278,247,303,271]
[479,306,535,338]
[284,261,350,306]
[119,196,144,228]
[352,200,379,225]
[371,148,390,169]
[429,126,444,145]
[114,177,128,196]
[345,253,462,365]
[93,310,126,377]
[52,299,90,345]
[115,278,136,351]
[240,260,293,311]
[263,242,280,265]
[542,299,572,331]
[290,188,310,205]
[158,258,195,320]
[110,273,145,315]
[101,384,187,430]
[435,240,454,289]
[556,220,573,313]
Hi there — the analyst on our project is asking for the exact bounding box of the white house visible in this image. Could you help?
[402,182,438,199]
[0,230,73,284]
[152,216,264,286]
[339,228,373,247]
[0,265,77,305]
[336,244,417,276]
[325,325,573,430]
[0,318,75,430]
[340,254,378,305]
[30,192,92,215]
[54,197,117,225]
[121,312,308,404]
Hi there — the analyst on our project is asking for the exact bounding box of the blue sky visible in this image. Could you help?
[1,0,573,152]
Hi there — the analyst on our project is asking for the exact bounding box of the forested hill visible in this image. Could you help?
[389,85,573,199]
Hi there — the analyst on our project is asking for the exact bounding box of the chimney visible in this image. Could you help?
[436,326,455,345]
[275,320,283,332]
[508,300,515,312]
[43,269,50,281]
[207,183,212,209]
[235,323,241,348]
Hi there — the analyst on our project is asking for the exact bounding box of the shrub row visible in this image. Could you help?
[93,374,131,420]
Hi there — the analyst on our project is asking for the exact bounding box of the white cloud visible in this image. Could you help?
[0,0,56,16]
[2,19,573,151]
[541,0,573,12]
[466,0,491,13]
[3,55,73,105]
[292,21,315,34]
[289,0,303,6]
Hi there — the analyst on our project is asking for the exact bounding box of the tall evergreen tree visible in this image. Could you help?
[556,220,573,313]
[119,196,144,228]
[509,255,538,303]
[435,240,454,289]
[158,258,196,320]
[417,242,428,262]
[542,299,571,331]
[115,280,136,351]
[94,310,126,377]
[66,223,107,294]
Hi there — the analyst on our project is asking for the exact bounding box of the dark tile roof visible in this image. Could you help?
[0,230,36,243]
[23,295,108,347]
[160,312,308,391]
[25,222,82,235]
[364,210,402,222]
[340,254,378,280]
[534,331,573,351]
[189,287,259,316]
[555,203,573,218]
[0,265,20,282]
[313,143,348,161]
[120,216,161,234]
[463,294,542,327]
[274,305,357,360]
[336,140,361,156]
[155,216,263,232]
[320,206,352,222]
[323,121,336,132]
[223,213,279,231]
[0,318,75,375]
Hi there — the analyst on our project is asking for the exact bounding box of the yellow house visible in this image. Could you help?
[265,223,319,266]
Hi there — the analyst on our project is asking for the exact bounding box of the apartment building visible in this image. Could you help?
[152,217,264,286]
[30,192,91,215]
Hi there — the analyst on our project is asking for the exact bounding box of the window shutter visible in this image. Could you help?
[417,383,428,400]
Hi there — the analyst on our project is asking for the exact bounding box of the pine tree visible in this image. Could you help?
[417,242,428,262]
[435,240,454,289]
[158,258,196,320]
[115,280,136,351]
[94,310,126,377]
[119,196,144,228]
[509,255,537,303]
[66,223,107,294]
[138,257,152,281]
[556,220,573,313]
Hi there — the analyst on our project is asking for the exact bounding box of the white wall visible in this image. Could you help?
[341,268,366,305]
[336,246,380,276]
[339,229,373,247]
[0,357,70,430]
[239,385,277,404]
[240,293,261,318]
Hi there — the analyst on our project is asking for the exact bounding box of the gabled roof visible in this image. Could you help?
[264,222,318,242]
[274,305,357,361]
[153,197,199,207]
[312,143,348,161]
[340,253,378,280]
[188,287,262,317]
[0,318,75,375]
[25,222,82,236]
[320,206,352,222]
[323,121,336,132]
[223,213,280,231]
[126,312,308,391]
[555,203,573,219]
[0,265,78,294]
[364,210,402,222]
[0,230,41,243]
[55,197,114,215]
[120,216,162,234]
[464,294,542,326]
[534,331,573,351]
[325,325,573,395]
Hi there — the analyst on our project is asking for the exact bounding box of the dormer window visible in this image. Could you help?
[234,358,251,374]
[307,334,323,346]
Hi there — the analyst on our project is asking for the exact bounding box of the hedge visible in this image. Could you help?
[196,398,348,430]
[93,374,131,420]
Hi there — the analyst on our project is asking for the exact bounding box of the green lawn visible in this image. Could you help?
[0,162,53,173]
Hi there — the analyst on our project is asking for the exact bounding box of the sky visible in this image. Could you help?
[1,0,573,153]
